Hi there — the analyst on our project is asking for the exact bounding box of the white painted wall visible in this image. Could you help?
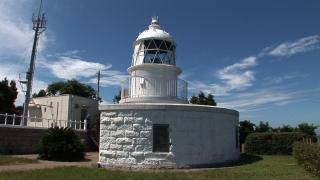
[128,64,181,99]
[28,94,99,127]
[99,104,240,168]
[120,64,187,104]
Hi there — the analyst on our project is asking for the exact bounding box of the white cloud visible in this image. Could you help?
[97,70,128,87]
[216,56,257,91]
[220,56,257,72]
[188,34,320,98]
[189,56,257,96]
[0,63,48,106]
[219,88,320,112]
[0,0,48,61]
[188,80,215,95]
[187,34,320,110]
[219,89,292,111]
[262,73,308,86]
[46,50,81,58]
[0,0,50,106]
[262,35,320,57]
[42,56,110,79]
[42,55,127,87]
[0,1,125,98]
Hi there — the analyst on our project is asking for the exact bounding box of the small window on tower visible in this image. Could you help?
[235,126,239,148]
[153,124,170,152]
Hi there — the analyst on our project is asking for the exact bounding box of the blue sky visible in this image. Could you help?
[0,0,319,132]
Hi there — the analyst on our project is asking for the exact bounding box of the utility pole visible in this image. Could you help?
[97,70,101,103]
[22,0,47,125]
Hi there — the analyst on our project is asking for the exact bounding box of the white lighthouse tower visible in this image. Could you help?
[99,17,240,169]
[120,17,188,104]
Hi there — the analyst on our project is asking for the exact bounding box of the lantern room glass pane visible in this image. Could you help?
[154,40,162,48]
[148,40,157,49]
[144,40,151,48]
[139,39,176,65]
[159,40,167,49]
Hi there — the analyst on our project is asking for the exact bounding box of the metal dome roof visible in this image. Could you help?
[136,17,174,42]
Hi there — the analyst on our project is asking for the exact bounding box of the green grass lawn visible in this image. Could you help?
[0,155,316,180]
[0,156,38,166]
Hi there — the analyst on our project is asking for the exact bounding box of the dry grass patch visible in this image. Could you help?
[0,156,38,166]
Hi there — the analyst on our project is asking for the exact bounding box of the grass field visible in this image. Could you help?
[0,155,316,180]
[0,156,38,166]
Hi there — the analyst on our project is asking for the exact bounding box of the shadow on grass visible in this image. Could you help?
[188,154,263,169]
[37,155,92,162]
[37,158,92,162]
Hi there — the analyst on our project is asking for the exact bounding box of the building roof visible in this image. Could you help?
[136,17,174,42]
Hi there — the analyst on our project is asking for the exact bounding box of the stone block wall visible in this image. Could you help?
[99,104,240,168]
[99,111,175,168]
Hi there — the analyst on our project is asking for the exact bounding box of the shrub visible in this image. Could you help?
[245,132,306,155]
[37,127,85,161]
[293,142,320,177]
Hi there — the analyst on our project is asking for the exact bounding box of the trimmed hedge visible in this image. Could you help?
[293,142,320,177]
[245,132,306,155]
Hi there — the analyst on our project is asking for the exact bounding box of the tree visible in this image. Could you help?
[239,120,256,144]
[189,91,217,106]
[190,96,198,104]
[206,94,216,106]
[47,79,97,99]
[47,81,64,96]
[0,78,18,114]
[255,121,272,132]
[278,124,294,132]
[113,91,121,104]
[297,123,318,142]
[15,106,24,115]
[32,89,47,98]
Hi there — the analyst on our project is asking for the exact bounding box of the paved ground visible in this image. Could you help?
[0,152,99,172]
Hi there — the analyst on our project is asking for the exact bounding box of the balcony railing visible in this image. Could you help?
[121,76,188,100]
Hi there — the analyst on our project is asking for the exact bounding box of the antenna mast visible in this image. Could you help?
[97,70,101,103]
[22,0,47,125]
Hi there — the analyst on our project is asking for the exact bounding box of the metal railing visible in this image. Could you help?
[0,113,87,131]
[121,76,188,100]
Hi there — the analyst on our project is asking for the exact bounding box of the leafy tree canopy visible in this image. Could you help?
[113,91,121,104]
[32,89,47,98]
[33,79,97,99]
[297,123,318,138]
[189,91,217,106]
[0,78,18,114]
[255,121,272,132]
[239,120,256,144]
[278,124,294,132]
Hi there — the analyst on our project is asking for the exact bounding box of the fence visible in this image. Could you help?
[0,113,87,131]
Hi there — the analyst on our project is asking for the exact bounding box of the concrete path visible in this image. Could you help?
[0,152,98,172]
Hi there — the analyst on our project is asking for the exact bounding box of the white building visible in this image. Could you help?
[99,17,240,168]
[28,94,99,129]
